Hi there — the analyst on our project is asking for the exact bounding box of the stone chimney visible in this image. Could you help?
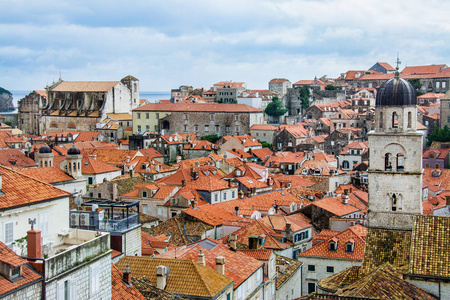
[342,189,349,205]
[27,228,42,259]
[156,265,168,290]
[182,180,186,187]
[285,222,291,236]
[229,234,238,250]
[197,250,205,266]
[215,256,225,275]
[123,265,132,285]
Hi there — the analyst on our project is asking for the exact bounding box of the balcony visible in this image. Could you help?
[70,200,140,233]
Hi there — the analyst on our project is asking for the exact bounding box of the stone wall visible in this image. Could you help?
[46,252,111,300]
[2,281,42,300]
[123,226,142,256]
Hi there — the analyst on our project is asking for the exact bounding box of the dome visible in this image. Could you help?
[67,145,81,155]
[39,144,52,154]
[376,73,416,107]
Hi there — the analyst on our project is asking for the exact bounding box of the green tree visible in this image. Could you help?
[427,125,450,146]
[200,134,220,143]
[408,78,424,96]
[299,85,311,110]
[325,84,337,90]
[264,97,288,116]
[261,141,273,148]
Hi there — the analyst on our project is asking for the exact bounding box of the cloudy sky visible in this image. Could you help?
[1,0,449,92]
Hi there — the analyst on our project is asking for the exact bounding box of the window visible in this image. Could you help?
[235,115,239,121]
[397,153,404,171]
[90,264,100,296]
[184,125,187,132]
[184,114,188,120]
[205,125,209,132]
[146,125,150,130]
[223,192,227,200]
[137,113,141,119]
[155,113,159,119]
[158,207,162,215]
[215,194,218,202]
[326,266,334,273]
[392,111,398,128]
[216,125,220,132]
[88,177,93,185]
[58,279,76,300]
[391,194,398,211]
[143,205,148,214]
[307,265,315,272]
[11,266,21,279]
[307,282,316,294]
[195,125,198,131]
[142,191,148,198]
[98,193,101,198]
[342,160,349,169]
[436,163,440,168]
[226,126,230,132]
[146,113,149,119]
[137,125,141,132]
[379,112,383,128]
[235,126,239,133]
[385,153,392,171]
[443,81,446,88]
[329,241,337,251]
[232,191,235,198]
[346,242,354,253]
[3,221,14,247]
[436,82,440,89]
[38,213,49,237]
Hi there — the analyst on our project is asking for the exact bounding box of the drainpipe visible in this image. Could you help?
[21,256,46,300]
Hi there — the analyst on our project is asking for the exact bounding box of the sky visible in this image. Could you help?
[1,0,450,92]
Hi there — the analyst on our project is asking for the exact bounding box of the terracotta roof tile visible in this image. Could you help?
[51,81,120,92]
[82,156,121,174]
[0,149,37,169]
[115,257,234,297]
[312,197,360,217]
[183,205,242,226]
[237,249,273,260]
[111,264,146,300]
[0,166,70,210]
[20,166,75,184]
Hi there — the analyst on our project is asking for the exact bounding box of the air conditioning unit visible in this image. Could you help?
[70,214,79,227]
[79,213,91,226]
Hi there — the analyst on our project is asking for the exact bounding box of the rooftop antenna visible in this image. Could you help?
[59,69,62,81]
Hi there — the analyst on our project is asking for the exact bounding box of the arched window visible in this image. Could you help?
[385,153,392,171]
[407,112,412,128]
[380,112,383,129]
[329,240,337,251]
[397,153,404,171]
[345,241,354,253]
[50,121,58,128]
[392,194,397,211]
[73,162,76,171]
[392,112,398,128]
[67,122,76,129]
[44,161,48,167]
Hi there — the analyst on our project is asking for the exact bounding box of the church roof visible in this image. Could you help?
[51,81,120,92]
[375,74,416,107]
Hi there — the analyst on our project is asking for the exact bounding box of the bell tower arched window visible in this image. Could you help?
[391,194,398,211]
[407,112,412,128]
[392,112,398,128]
[397,153,404,171]
[385,153,392,171]
[380,112,383,129]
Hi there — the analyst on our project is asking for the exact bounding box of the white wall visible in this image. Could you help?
[0,197,70,255]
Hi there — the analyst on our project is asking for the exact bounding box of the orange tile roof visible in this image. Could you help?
[422,168,450,190]
[134,103,261,113]
[401,64,447,75]
[19,166,75,184]
[82,156,121,174]
[237,249,273,260]
[299,225,366,260]
[183,205,242,226]
[251,148,273,161]
[111,264,146,300]
[250,124,278,130]
[0,241,43,295]
[0,149,37,168]
[115,256,234,298]
[377,62,395,71]
[312,197,361,217]
[269,78,289,83]
[260,214,311,232]
[235,176,269,189]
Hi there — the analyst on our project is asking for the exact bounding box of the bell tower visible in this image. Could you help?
[368,70,423,230]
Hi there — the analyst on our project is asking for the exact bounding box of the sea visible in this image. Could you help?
[2,91,171,114]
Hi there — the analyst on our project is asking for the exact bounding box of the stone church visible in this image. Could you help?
[19,75,139,134]
[309,72,450,299]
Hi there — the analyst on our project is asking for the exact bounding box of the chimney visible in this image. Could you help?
[274,200,279,214]
[197,250,205,266]
[27,228,42,259]
[342,189,349,205]
[215,256,225,275]
[349,186,353,193]
[123,265,132,285]
[446,195,450,206]
[130,169,135,178]
[126,156,130,163]
[156,265,168,290]
[229,234,238,250]
[191,199,197,209]
[285,223,291,235]
[234,206,239,216]
[182,180,186,186]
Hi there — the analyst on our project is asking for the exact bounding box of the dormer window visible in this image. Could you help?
[11,266,21,279]
[329,238,338,251]
[345,240,355,253]
[142,191,148,198]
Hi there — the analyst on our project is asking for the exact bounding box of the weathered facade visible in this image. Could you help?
[133,103,263,137]
[18,90,47,134]
[39,76,139,133]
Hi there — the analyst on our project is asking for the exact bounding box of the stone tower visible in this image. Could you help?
[65,145,83,179]
[35,144,54,167]
[121,75,140,111]
[367,71,423,230]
